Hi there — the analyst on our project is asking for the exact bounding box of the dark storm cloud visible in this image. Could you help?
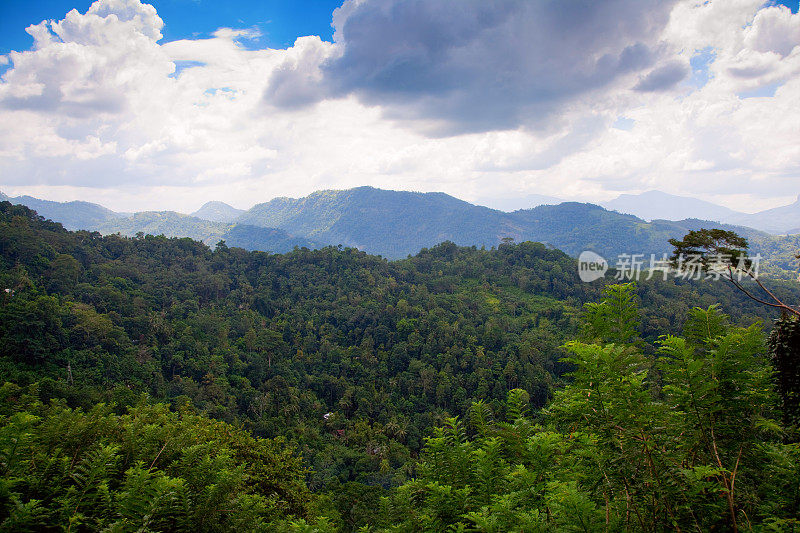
[634,60,690,92]
[266,0,681,134]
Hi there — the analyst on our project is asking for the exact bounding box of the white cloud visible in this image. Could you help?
[0,0,798,214]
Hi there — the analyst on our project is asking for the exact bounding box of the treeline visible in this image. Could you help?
[1,200,799,530]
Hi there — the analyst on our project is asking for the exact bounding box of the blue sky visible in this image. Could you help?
[0,0,343,54]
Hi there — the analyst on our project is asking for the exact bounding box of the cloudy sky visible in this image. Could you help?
[0,0,798,213]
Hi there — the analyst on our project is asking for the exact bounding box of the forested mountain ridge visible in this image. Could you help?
[2,187,796,272]
[2,200,800,529]
[235,186,773,261]
[237,187,513,258]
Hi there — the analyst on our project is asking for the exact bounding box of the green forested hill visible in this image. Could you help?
[509,206,768,257]
[237,187,512,258]
[751,233,800,280]
[2,200,800,530]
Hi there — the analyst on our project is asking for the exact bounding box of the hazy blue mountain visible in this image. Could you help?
[8,195,125,231]
[603,191,743,223]
[95,211,315,253]
[604,190,800,235]
[730,195,800,234]
[0,191,8,201]
[191,201,245,223]
[0,194,307,253]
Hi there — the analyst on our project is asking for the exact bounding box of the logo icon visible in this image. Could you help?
[578,250,608,282]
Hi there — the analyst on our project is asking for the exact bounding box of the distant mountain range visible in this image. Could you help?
[736,197,800,234]
[603,191,743,225]
[602,190,800,234]
[233,187,773,259]
[2,186,791,267]
[0,192,316,254]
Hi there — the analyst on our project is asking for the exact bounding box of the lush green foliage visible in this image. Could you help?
[0,384,311,531]
[3,202,800,531]
[362,288,800,532]
[751,234,800,281]
[669,228,750,270]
